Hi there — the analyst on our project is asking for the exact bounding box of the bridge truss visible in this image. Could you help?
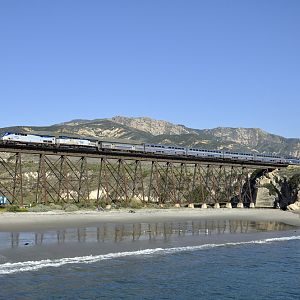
[0,146,281,207]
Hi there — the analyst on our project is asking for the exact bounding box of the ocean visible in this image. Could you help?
[0,220,299,299]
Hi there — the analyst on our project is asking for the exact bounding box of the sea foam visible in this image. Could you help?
[1,235,299,275]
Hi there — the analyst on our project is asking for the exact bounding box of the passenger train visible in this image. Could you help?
[1,132,299,165]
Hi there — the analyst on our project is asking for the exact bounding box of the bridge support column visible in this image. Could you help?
[226,202,232,209]
[214,203,220,209]
[0,152,23,206]
[237,202,244,208]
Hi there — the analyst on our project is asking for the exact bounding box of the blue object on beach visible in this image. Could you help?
[0,196,8,205]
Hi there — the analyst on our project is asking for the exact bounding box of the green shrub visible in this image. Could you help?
[17,207,28,212]
[49,203,63,210]
[64,204,79,212]
[6,205,19,212]
[129,198,144,209]
[6,205,28,212]
[28,204,51,212]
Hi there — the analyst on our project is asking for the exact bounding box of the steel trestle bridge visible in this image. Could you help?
[0,144,287,207]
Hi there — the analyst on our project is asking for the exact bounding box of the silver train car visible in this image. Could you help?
[1,132,300,165]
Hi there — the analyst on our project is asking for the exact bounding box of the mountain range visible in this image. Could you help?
[1,116,299,157]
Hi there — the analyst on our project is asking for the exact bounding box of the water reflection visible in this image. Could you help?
[0,220,294,250]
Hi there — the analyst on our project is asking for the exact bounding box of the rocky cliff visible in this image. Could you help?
[254,166,300,210]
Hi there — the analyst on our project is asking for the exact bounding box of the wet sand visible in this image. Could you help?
[0,208,300,232]
[0,209,300,264]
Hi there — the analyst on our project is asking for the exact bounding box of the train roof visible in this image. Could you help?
[0,131,144,145]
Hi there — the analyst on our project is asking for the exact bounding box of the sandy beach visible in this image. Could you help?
[0,208,300,265]
[0,208,300,232]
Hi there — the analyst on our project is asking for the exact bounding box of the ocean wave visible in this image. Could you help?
[1,235,300,275]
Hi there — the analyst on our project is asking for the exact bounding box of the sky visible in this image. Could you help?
[0,0,299,137]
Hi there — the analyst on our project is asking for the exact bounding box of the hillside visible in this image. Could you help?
[1,116,299,157]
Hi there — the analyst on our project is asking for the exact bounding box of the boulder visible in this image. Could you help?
[249,203,255,208]
[237,203,244,208]
[188,203,195,208]
[255,187,276,208]
[294,201,300,207]
[174,203,181,208]
[287,203,300,211]
[201,203,207,209]
[258,178,271,186]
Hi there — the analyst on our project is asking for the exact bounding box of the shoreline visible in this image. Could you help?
[0,208,300,232]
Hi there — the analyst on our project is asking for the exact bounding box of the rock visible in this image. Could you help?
[201,203,207,209]
[112,116,191,136]
[258,178,272,186]
[297,191,300,202]
[105,204,112,210]
[174,203,180,208]
[188,203,194,208]
[287,203,300,211]
[249,203,255,208]
[214,203,220,209]
[255,187,276,208]
[294,201,300,207]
